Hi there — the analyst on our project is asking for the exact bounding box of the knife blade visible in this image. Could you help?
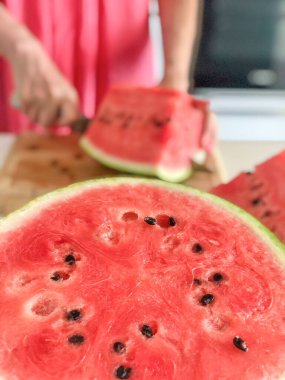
[68,115,90,134]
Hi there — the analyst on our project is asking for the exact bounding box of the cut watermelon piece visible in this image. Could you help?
[1,178,285,379]
[211,150,285,243]
[81,86,209,182]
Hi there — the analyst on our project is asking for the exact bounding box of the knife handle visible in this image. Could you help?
[10,92,90,134]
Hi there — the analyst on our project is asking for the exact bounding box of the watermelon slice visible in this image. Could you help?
[211,150,285,243]
[1,178,285,379]
[81,86,209,182]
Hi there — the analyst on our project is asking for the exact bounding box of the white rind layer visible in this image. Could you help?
[80,137,192,183]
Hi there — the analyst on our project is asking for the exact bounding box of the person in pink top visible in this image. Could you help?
[0,0,214,148]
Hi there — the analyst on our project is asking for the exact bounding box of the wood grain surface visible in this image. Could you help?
[0,132,227,215]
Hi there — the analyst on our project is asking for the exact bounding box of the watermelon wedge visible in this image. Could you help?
[211,150,285,243]
[81,86,209,182]
[1,178,285,379]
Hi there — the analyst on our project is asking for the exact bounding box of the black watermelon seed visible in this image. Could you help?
[68,335,84,345]
[153,120,164,127]
[262,210,272,218]
[121,116,133,128]
[115,366,132,379]
[141,324,154,338]
[144,217,157,226]
[98,116,111,124]
[213,273,223,283]
[67,309,81,321]
[65,254,76,265]
[233,336,248,352]
[50,271,69,281]
[50,272,61,281]
[251,198,261,206]
[251,183,263,191]
[200,293,215,306]
[192,243,203,254]
[113,341,126,354]
[169,217,176,226]
[152,117,170,127]
[245,171,253,175]
[116,112,126,119]
[193,278,202,285]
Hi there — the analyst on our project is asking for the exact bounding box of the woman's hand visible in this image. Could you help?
[201,109,218,153]
[159,77,218,153]
[9,38,80,127]
[0,4,81,127]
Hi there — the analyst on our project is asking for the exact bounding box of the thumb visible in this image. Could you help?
[201,111,219,153]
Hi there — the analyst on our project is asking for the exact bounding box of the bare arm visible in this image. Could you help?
[0,4,30,59]
[158,1,217,152]
[0,4,80,127]
[158,0,201,91]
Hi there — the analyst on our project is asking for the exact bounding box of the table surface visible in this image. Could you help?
[0,133,284,180]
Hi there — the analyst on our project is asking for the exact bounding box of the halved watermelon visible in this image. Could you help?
[211,150,285,243]
[0,178,285,379]
[81,86,209,182]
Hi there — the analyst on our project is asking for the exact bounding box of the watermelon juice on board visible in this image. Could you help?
[0,178,285,379]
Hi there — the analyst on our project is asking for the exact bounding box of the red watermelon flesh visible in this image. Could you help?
[1,179,285,379]
[211,150,285,243]
[81,86,209,182]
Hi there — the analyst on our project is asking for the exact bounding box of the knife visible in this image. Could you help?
[10,93,90,134]
[68,115,90,134]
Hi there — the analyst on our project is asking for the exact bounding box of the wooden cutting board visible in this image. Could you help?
[0,132,227,215]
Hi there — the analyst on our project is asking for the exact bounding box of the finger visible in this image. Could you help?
[26,90,79,127]
[26,84,49,124]
[23,77,58,125]
[37,101,60,127]
[56,98,81,126]
[26,104,41,124]
[201,111,219,152]
[18,79,47,115]
[18,86,33,113]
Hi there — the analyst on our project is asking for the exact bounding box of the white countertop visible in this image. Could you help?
[218,140,285,179]
[0,133,284,180]
[0,133,14,168]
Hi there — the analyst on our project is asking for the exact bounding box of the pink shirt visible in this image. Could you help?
[0,0,154,132]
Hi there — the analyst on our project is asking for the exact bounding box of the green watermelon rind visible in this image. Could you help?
[80,136,192,183]
[0,177,285,270]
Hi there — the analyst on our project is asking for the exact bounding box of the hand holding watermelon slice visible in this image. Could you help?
[0,178,285,379]
[81,86,217,182]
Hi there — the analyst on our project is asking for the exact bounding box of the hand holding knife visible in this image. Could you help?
[10,92,90,134]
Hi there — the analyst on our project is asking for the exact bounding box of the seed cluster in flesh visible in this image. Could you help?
[248,187,274,220]
[22,212,248,378]
[48,251,86,345]
[105,213,249,377]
